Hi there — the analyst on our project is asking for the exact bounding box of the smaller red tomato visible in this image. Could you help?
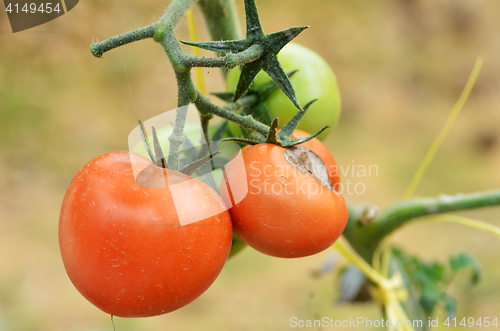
[222,144,348,258]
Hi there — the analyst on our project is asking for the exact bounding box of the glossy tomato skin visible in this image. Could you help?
[222,144,348,258]
[290,129,340,189]
[59,151,232,317]
[226,43,341,140]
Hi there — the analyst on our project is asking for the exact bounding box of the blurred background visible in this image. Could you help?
[1,0,499,330]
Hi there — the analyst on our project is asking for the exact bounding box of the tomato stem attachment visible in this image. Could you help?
[220,99,329,147]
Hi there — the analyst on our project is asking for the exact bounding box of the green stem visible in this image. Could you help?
[154,0,199,168]
[345,190,500,260]
[90,0,269,143]
[182,44,263,68]
[167,71,196,170]
[197,0,243,42]
[156,0,198,72]
[194,91,269,135]
[90,25,156,58]
[197,0,242,76]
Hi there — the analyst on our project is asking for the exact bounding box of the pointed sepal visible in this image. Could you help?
[181,39,250,53]
[244,0,264,41]
[212,92,236,103]
[265,26,309,55]
[152,126,168,169]
[278,99,317,140]
[262,57,302,110]
[220,137,261,145]
[234,61,261,102]
[265,118,280,144]
[284,126,330,146]
[179,152,221,176]
[138,119,155,163]
[257,70,298,101]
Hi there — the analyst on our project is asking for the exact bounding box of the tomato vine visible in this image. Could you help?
[87,0,500,327]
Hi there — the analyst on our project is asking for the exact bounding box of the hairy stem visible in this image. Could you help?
[194,91,269,135]
[156,0,198,72]
[198,0,243,42]
[90,25,156,58]
[197,0,242,76]
[345,190,500,260]
[154,0,198,168]
[182,44,263,68]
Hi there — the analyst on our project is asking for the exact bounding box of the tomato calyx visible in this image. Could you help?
[181,0,307,110]
[138,119,219,175]
[213,70,298,130]
[221,99,329,148]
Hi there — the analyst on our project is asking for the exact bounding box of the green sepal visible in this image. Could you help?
[183,0,306,111]
[262,56,302,110]
[244,0,264,41]
[220,137,260,145]
[279,126,330,147]
[152,126,168,169]
[138,119,155,163]
[234,61,261,102]
[181,39,250,53]
[265,26,309,55]
[212,92,236,103]
[257,70,298,101]
[264,118,280,144]
[278,99,317,140]
[178,151,221,176]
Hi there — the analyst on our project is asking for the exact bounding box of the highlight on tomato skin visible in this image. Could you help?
[59,151,233,318]
[221,143,348,259]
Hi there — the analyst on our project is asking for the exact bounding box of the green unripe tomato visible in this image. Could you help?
[226,43,341,140]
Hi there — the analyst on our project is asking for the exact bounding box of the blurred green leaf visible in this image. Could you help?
[441,294,456,318]
[392,247,482,318]
[449,253,482,285]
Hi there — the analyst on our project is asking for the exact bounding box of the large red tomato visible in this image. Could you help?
[59,151,232,317]
[290,129,341,189]
[221,144,348,258]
